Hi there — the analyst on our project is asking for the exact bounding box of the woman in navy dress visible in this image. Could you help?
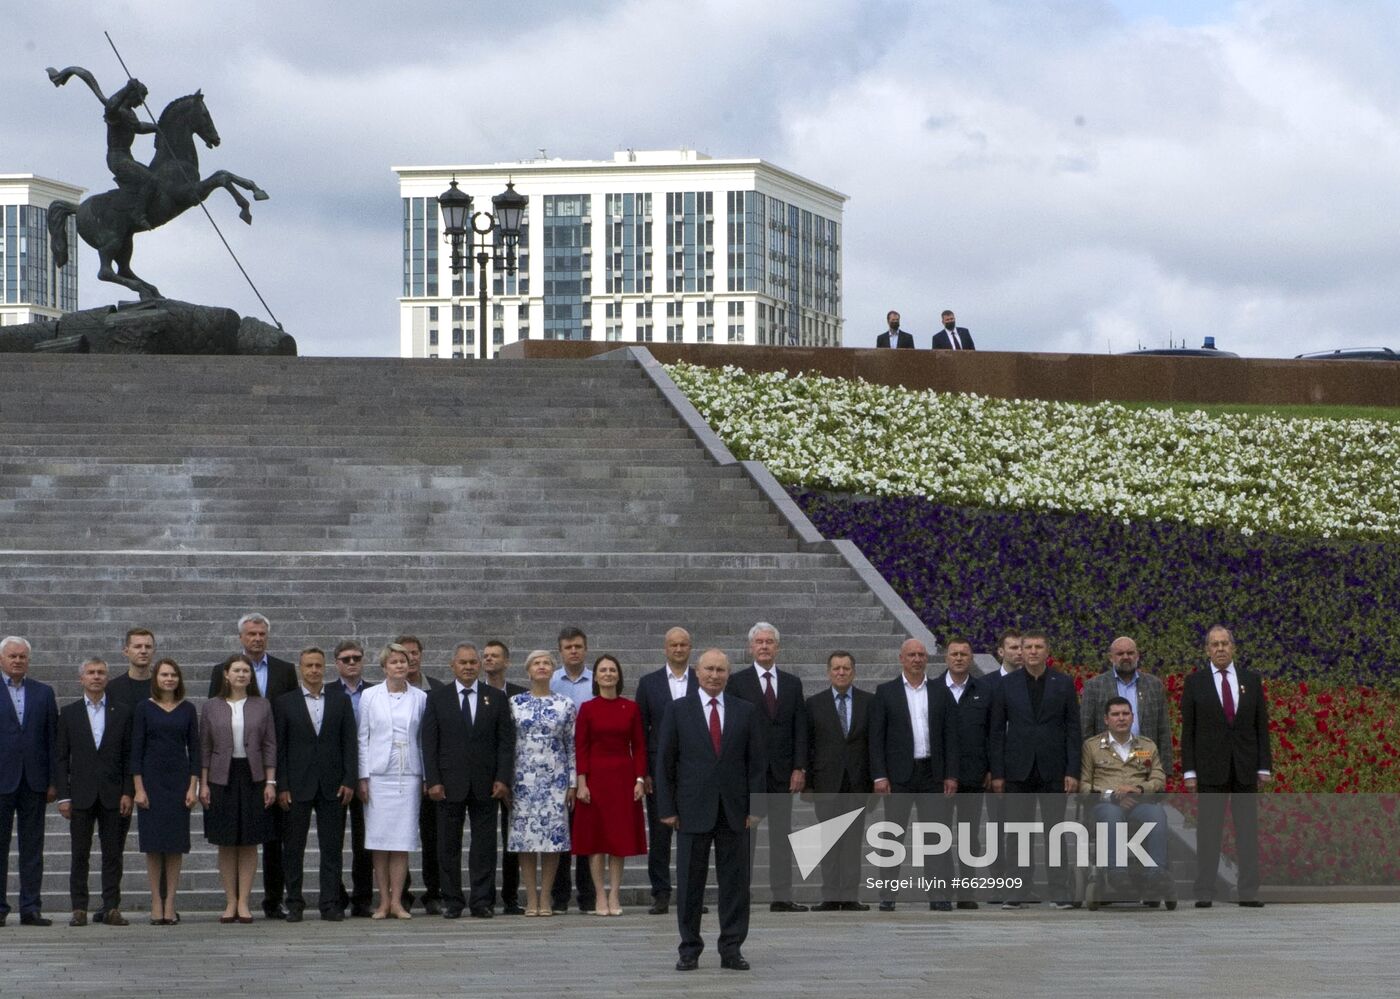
[131,658,200,925]
[572,655,647,916]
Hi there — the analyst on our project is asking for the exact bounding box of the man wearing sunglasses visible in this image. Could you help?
[331,640,376,917]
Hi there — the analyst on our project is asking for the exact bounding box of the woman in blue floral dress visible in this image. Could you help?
[509,650,577,916]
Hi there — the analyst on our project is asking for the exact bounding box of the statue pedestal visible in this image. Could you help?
[0,300,296,355]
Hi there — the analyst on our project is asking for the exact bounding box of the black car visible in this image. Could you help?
[1294,347,1399,361]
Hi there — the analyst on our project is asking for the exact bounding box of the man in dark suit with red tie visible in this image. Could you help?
[805,650,873,911]
[56,657,133,926]
[658,649,766,972]
[1181,625,1272,908]
[726,622,808,912]
[422,643,515,919]
[274,647,358,921]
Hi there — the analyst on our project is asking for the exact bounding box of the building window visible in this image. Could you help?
[543,194,590,340]
[401,197,438,297]
[665,191,713,294]
[605,193,652,294]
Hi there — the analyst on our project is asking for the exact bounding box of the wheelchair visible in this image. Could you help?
[1073,794,1178,912]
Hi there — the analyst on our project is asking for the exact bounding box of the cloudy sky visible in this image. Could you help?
[6,0,1398,358]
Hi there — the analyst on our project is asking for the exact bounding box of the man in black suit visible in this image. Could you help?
[989,629,1080,908]
[658,649,765,972]
[422,642,515,919]
[941,638,994,909]
[209,612,298,919]
[275,647,357,922]
[0,635,59,927]
[1181,625,1272,908]
[330,639,377,917]
[876,310,914,349]
[805,650,873,911]
[931,309,976,350]
[635,626,698,914]
[726,621,808,912]
[481,639,526,914]
[869,638,959,911]
[56,657,133,926]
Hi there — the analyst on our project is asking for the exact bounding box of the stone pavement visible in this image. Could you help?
[1,903,1395,998]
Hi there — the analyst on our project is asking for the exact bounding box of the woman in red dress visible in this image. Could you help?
[573,654,647,916]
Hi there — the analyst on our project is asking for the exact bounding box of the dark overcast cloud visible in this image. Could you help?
[5,0,1399,357]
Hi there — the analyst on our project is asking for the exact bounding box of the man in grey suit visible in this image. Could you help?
[1079,636,1173,775]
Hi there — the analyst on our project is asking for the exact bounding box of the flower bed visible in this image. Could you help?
[668,362,1400,540]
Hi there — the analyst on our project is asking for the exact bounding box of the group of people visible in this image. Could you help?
[877,309,976,350]
[1,617,1270,972]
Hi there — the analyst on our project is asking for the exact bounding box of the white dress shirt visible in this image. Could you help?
[705,691,726,730]
[302,685,326,735]
[945,671,968,704]
[666,667,690,700]
[456,679,478,723]
[754,664,778,697]
[902,675,930,760]
[86,694,107,748]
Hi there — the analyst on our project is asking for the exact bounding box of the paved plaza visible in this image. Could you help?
[1,903,1395,998]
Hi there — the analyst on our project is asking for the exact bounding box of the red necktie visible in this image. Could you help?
[763,672,778,719]
[1218,670,1235,724]
[709,698,722,754]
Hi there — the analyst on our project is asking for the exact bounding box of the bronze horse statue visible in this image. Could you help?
[48,74,268,301]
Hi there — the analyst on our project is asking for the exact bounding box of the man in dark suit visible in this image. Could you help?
[0,635,59,926]
[876,310,914,349]
[805,650,873,911]
[481,639,526,914]
[726,621,808,912]
[330,639,377,917]
[941,637,994,909]
[275,647,358,921]
[635,626,698,914]
[422,642,515,919]
[209,612,298,919]
[56,657,133,926]
[658,648,766,972]
[1181,625,1272,908]
[931,309,976,350]
[989,629,1080,908]
[869,638,959,911]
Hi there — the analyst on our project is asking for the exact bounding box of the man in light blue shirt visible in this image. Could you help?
[548,627,595,913]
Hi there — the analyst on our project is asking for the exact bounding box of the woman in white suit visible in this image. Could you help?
[357,642,427,920]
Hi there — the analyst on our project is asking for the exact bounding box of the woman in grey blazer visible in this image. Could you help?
[200,654,278,923]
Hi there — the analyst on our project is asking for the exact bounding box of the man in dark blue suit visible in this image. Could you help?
[989,629,1081,909]
[658,649,765,972]
[636,626,698,915]
[869,638,959,911]
[726,622,808,912]
[941,638,995,909]
[0,636,60,926]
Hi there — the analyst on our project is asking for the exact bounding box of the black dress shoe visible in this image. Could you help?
[1238,900,1265,908]
[321,910,345,922]
[648,896,671,915]
[502,904,525,915]
[263,904,288,920]
[1195,900,1214,908]
[441,908,464,919]
[285,908,304,923]
[20,913,53,927]
[956,900,980,910]
[350,904,376,918]
[930,901,952,912]
[878,900,896,912]
[675,956,699,972]
[469,908,493,919]
[423,899,443,915]
[769,901,809,912]
[551,904,568,914]
[842,901,871,911]
[812,901,843,912]
[720,954,751,971]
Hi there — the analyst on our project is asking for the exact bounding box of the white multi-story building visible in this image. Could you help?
[394,150,845,358]
[0,174,83,326]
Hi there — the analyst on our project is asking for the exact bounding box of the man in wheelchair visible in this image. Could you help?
[1079,697,1174,908]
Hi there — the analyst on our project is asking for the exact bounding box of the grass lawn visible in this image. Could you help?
[1121,400,1400,422]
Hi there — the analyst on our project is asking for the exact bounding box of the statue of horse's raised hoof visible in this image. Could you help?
[239,206,253,224]
[253,188,269,201]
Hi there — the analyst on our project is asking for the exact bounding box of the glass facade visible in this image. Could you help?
[402,197,438,298]
[542,194,590,340]
[605,193,652,293]
[0,203,77,311]
[665,191,713,293]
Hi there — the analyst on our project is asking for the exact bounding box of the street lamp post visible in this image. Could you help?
[438,178,527,360]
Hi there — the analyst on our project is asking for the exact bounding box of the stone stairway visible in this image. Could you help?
[1,349,933,911]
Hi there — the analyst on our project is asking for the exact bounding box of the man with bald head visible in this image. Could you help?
[658,648,765,971]
[869,638,960,911]
[636,626,699,914]
[1080,636,1173,775]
